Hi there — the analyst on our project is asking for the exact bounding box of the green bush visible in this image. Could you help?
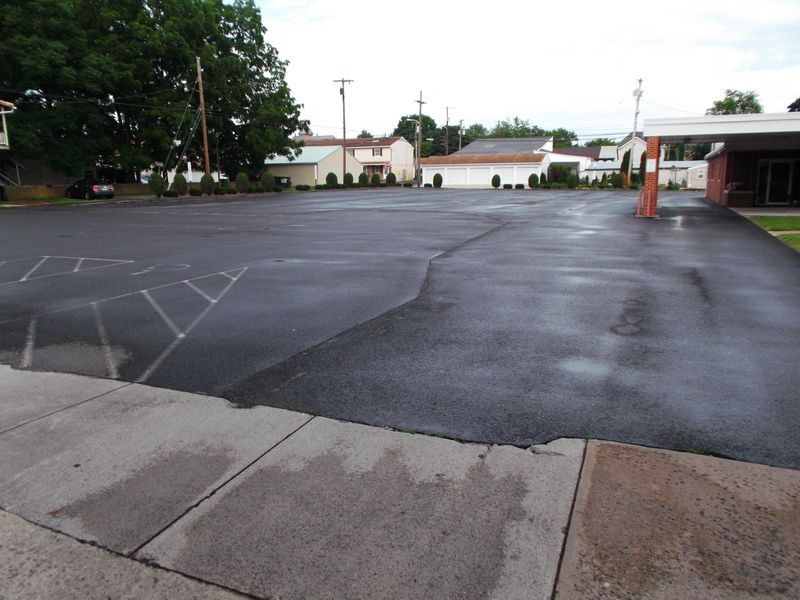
[189,188,202,196]
[541,183,552,189]
[162,189,179,197]
[171,172,188,195]
[433,173,443,188]
[402,182,413,187]
[386,172,396,185]
[213,186,225,195]
[148,173,165,197]
[370,173,380,187]
[610,172,624,189]
[423,183,433,188]
[566,174,578,189]
[272,186,282,192]
[540,173,547,185]
[515,183,525,189]
[295,184,311,191]
[254,185,265,193]
[200,173,215,195]
[503,183,513,189]
[601,173,607,186]
[351,182,361,188]
[315,184,327,190]
[227,188,238,195]
[344,172,354,187]
[235,172,249,193]
[491,174,501,188]
[358,172,369,186]
[260,171,274,190]
[326,172,338,187]
[629,183,640,190]
[528,173,539,188]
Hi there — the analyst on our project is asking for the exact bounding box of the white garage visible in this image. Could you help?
[421,153,546,188]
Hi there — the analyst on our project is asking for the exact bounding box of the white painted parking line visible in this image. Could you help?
[91,302,119,379]
[19,256,49,282]
[141,290,183,338]
[20,318,37,368]
[184,280,216,303]
[136,268,247,383]
[73,258,85,272]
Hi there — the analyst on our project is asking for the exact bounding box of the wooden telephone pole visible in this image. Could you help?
[415,91,426,186]
[334,78,353,183]
[196,56,211,176]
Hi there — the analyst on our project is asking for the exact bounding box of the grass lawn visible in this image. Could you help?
[776,234,800,252]
[45,197,87,205]
[750,216,800,231]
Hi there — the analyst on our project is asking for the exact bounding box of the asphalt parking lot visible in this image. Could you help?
[1,189,798,468]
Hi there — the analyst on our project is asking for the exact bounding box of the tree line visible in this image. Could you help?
[0,0,306,181]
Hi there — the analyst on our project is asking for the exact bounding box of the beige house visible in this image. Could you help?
[302,136,415,181]
[263,145,362,186]
[0,100,15,150]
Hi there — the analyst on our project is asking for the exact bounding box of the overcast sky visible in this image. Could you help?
[256,0,800,143]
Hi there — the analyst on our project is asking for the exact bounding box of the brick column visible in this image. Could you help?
[637,136,660,217]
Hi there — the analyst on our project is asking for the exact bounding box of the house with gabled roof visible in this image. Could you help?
[300,136,415,181]
[263,145,362,187]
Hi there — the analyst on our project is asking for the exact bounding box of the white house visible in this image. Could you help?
[421,152,547,187]
[301,136,415,181]
[658,160,707,188]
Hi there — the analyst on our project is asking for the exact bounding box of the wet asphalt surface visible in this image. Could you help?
[1,189,798,468]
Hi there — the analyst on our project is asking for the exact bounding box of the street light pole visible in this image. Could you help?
[414,91,426,187]
[334,78,353,184]
[196,56,211,176]
[629,78,643,185]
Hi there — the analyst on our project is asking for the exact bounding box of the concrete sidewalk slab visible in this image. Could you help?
[139,418,584,600]
[0,382,311,555]
[0,365,127,432]
[555,441,800,599]
[0,509,242,599]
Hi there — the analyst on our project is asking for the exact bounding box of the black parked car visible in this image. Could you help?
[66,179,115,199]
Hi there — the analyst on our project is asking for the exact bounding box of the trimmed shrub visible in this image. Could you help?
[629,183,640,190]
[189,188,202,196]
[148,173,165,197]
[423,183,433,188]
[503,183,513,189]
[171,172,188,195]
[515,183,525,189]
[540,173,547,185]
[326,172,338,187]
[235,172,249,193]
[227,188,238,195]
[200,173,215,195]
[378,182,386,187]
[260,171,274,190]
[601,173,608,186]
[315,184,327,190]
[566,174,578,189]
[254,185,265,193]
[528,173,539,188]
[402,182,413,187]
[552,182,568,189]
[433,173,443,188]
[162,189,179,197]
[610,172,624,189]
[358,172,369,186]
[491,174,501,188]
[386,172,396,185]
[370,173,380,187]
[272,186,282,192]
[351,182,361,188]
[213,186,225,195]
[344,172,354,187]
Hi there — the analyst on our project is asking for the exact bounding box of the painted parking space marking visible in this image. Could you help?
[0,256,134,285]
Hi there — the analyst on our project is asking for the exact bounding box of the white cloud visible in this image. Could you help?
[258,0,800,140]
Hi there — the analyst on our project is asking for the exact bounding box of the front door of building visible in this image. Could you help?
[756,160,796,205]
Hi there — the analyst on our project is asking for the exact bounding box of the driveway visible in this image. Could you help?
[1,190,798,468]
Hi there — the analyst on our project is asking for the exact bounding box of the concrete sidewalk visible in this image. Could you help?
[1,365,798,599]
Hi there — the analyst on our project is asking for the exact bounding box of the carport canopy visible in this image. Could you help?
[638,112,800,216]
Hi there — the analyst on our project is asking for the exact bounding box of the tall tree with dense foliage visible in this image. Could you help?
[0,0,306,180]
[584,137,616,147]
[357,130,372,138]
[393,113,437,157]
[706,89,764,115]
[788,97,800,112]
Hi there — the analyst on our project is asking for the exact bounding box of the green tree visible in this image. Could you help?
[548,127,578,147]
[344,172,354,186]
[788,97,800,112]
[540,172,547,185]
[148,172,165,197]
[370,173,380,186]
[357,130,372,138]
[706,89,764,115]
[491,174,501,188]
[385,172,396,185]
[200,173,215,194]
[528,173,539,188]
[489,117,545,138]
[464,123,488,139]
[566,174,578,189]
[584,138,616,147]
[326,172,338,187]
[171,172,188,195]
[620,149,631,177]
[0,0,306,181]
[393,114,437,156]
[433,173,443,188]
[358,171,369,186]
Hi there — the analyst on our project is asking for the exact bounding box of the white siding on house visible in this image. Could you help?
[422,163,543,188]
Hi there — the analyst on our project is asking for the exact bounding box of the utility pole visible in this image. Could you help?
[196,56,211,176]
[415,91,426,186]
[458,119,464,150]
[443,106,454,155]
[334,78,353,184]
[629,78,643,185]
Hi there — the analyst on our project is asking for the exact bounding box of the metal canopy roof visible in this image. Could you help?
[643,113,800,143]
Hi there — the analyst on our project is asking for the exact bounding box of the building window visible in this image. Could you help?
[372,148,382,156]
[697,170,705,179]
